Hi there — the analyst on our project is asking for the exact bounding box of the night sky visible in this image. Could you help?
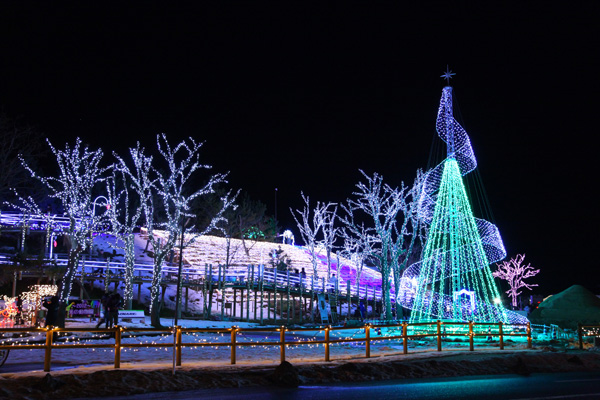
[1,3,598,295]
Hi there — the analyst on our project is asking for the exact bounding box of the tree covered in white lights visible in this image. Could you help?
[9,138,109,327]
[105,168,143,309]
[290,193,327,278]
[389,169,424,317]
[317,202,338,280]
[116,135,235,327]
[493,254,540,308]
[339,219,373,289]
[342,170,422,320]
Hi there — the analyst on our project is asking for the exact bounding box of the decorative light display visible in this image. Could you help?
[20,284,58,325]
[493,254,540,308]
[106,168,143,307]
[341,169,421,320]
[340,220,372,288]
[282,230,295,245]
[0,296,18,319]
[10,138,108,307]
[290,193,327,277]
[115,135,234,319]
[317,203,339,279]
[399,83,528,324]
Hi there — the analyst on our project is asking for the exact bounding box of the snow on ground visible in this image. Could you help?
[2,317,600,400]
[88,233,365,321]
[2,316,542,370]
[5,236,599,399]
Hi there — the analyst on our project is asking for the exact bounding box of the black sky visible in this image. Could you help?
[1,2,599,295]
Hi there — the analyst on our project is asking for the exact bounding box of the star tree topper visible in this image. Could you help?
[440,66,456,85]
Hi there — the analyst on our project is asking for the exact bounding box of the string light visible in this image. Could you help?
[105,167,143,306]
[493,254,540,308]
[8,138,109,307]
[114,135,235,318]
[400,86,527,324]
[0,296,18,319]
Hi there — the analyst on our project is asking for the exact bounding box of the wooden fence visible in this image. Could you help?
[0,321,535,372]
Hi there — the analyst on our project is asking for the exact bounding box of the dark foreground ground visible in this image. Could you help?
[2,348,600,400]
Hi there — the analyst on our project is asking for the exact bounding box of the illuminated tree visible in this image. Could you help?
[116,135,235,327]
[339,220,373,288]
[493,254,539,308]
[290,193,327,277]
[195,191,269,269]
[9,138,109,327]
[317,203,339,279]
[342,170,420,320]
[105,169,142,309]
[389,169,424,318]
[400,80,526,324]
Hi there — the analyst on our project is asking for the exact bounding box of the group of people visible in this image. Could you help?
[39,292,122,329]
[96,292,122,329]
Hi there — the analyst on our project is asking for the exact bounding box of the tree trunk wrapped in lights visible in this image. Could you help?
[106,169,143,310]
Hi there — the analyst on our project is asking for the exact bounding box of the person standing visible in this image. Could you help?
[106,293,122,329]
[329,273,338,293]
[96,293,110,329]
[42,296,59,327]
[359,300,367,321]
[110,293,122,328]
[15,296,23,325]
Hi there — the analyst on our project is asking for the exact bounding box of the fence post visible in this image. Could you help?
[437,320,442,352]
[365,324,371,358]
[176,326,182,366]
[114,326,121,369]
[402,322,408,354]
[43,327,53,372]
[527,322,532,349]
[325,326,330,362]
[231,326,237,364]
[469,321,474,351]
[280,326,286,363]
[498,322,504,350]
[578,324,583,350]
